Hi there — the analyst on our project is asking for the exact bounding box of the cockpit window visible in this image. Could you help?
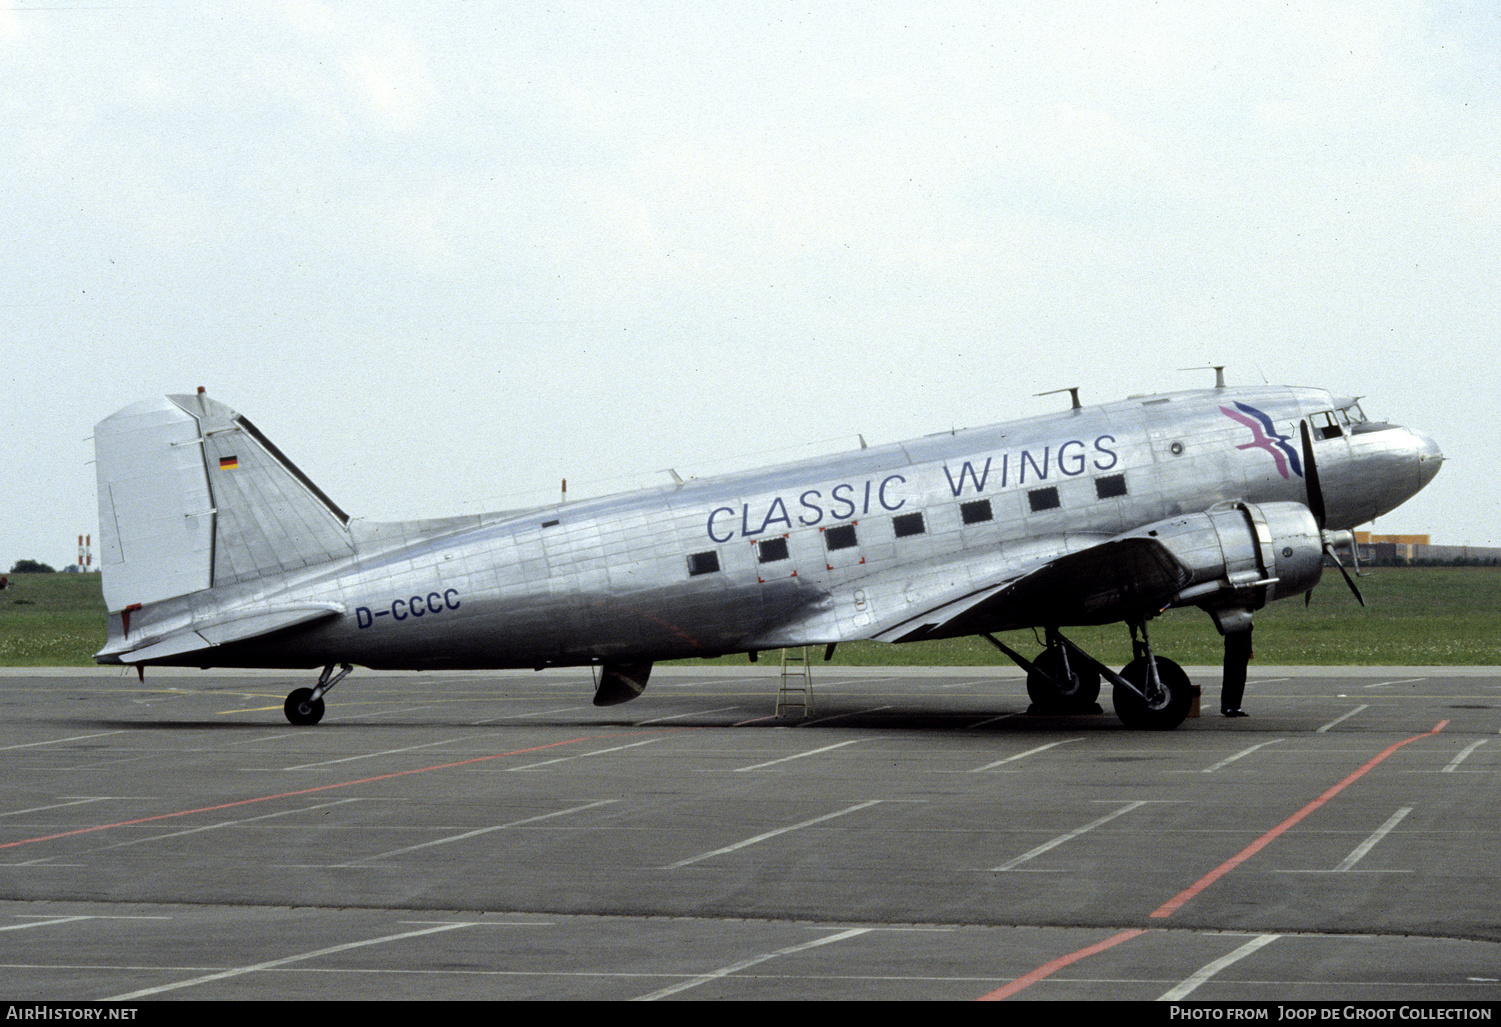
[1311,410,1344,440]
[1342,402,1367,424]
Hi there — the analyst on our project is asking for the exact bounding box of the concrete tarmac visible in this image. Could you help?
[1,664,1498,1002]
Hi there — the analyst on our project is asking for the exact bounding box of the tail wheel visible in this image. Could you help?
[284,687,325,726]
[1111,656,1193,730]
[1026,648,1101,712]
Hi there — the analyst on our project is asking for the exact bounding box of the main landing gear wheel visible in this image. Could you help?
[1026,648,1102,713]
[1111,656,1193,730]
[284,687,325,726]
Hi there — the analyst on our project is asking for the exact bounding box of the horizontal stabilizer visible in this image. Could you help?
[99,604,344,664]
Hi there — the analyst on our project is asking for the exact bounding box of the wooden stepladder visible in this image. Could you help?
[776,647,814,717]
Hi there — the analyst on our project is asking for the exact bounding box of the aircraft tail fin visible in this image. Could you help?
[94,390,354,613]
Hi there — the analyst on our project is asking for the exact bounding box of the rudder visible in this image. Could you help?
[94,389,354,614]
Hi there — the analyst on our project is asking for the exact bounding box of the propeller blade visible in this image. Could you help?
[1325,544,1366,607]
[1300,419,1326,529]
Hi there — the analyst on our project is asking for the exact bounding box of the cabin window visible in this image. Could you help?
[1028,486,1060,512]
[541,519,559,528]
[893,512,925,537]
[757,537,790,563]
[961,499,993,524]
[824,524,858,551]
[1095,474,1127,499]
[687,551,720,576]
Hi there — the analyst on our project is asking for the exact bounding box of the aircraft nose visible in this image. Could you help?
[1410,428,1444,489]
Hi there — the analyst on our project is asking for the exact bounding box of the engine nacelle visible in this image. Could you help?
[1141,501,1324,613]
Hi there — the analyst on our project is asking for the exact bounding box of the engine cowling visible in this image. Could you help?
[1142,501,1324,612]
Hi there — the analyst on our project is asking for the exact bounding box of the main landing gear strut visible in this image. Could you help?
[283,662,352,726]
[982,620,1197,730]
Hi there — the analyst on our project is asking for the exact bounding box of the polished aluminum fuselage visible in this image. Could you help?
[103,385,1440,671]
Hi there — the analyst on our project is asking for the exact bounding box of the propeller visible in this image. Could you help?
[1300,420,1365,607]
[1221,417,1364,717]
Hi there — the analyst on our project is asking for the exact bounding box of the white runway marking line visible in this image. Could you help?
[100,799,365,852]
[226,730,313,750]
[662,801,885,869]
[636,706,741,724]
[0,916,92,932]
[470,705,592,725]
[733,738,870,771]
[102,920,475,1000]
[989,800,1153,872]
[1201,739,1286,773]
[800,705,894,725]
[0,731,124,751]
[969,738,1082,772]
[1363,678,1424,689]
[355,704,478,721]
[350,800,620,864]
[402,918,552,926]
[1317,705,1369,733]
[1441,739,1488,772]
[1276,807,1415,875]
[0,797,113,818]
[804,676,884,689]
[1157,933,1280,1001]
[631,927,873,1000]
[506,737,663,771]
[1,914,171,932]
[282,737,472,771]
[965,712,1024,728]
[1331,807,1412,873]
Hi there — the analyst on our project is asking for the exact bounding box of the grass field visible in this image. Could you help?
[0,573,113,667]
[3,567,1499,668]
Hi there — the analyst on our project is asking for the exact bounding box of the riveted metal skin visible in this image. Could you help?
[92,385,1441,689]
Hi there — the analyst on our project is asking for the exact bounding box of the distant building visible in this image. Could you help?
[1354,532,1429,563]
[1345,532,1501,565]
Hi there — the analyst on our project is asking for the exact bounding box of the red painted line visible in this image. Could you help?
[977,929,1146,1001]
[1150,719,1449,919]
[0,735,599,851]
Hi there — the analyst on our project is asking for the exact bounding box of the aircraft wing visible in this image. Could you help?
[96,603,345,665]
[871,536,1190,643]
[746,534,1191,649]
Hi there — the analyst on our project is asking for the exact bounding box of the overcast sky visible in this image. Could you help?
[3,0,1496,572]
